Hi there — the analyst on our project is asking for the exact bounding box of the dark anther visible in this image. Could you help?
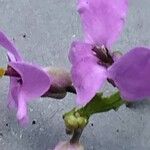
[17,79,23,84]
[92,46,108,62]
[5,123,8,127]
[32,120,36,125]
[65,86,76,94]
[105,48,114,64]
[92,46,114,67]
[107,78,116,87]
[5,66,21,78]
[91,123,94,127]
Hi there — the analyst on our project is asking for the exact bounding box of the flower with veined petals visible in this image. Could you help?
[0,31,51,125]
[53,141,84,150]
[69,0,150,105]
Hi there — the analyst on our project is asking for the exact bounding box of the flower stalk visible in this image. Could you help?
[70,128,83,144]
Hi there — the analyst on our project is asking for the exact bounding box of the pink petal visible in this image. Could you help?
[9,62,51,101]
[69,41,97,65]
[16,93,29,126]
[72,58,107,105]
[0,30,22,61]
[108,47,150,101]
[77,0,128,47]
[7,78,20,109]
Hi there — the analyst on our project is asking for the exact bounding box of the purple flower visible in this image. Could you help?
[69,0,150,105]
[0,31,51,125]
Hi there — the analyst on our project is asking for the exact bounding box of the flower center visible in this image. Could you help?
[92,46,114,67]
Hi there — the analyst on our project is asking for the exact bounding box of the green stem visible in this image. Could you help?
[70,128,83,144]
[78,92,125,118]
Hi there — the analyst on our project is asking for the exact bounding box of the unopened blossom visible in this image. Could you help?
[0,31,51,125]
[43,67,73,99]
[53,141,84,150]
[69,0,150,105]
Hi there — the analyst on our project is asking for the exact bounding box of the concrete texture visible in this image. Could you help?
[0,0,150,149]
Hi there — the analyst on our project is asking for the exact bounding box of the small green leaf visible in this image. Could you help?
[78,92,125,118]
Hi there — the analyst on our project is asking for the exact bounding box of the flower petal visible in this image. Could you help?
[77,0,128,47]
[0,31,22,61]
[71,58,107,105]
[7,77,20,109]
[16,93,28,126]
[9,62,51,101]
[108,47,150,101]
[69,41,97,65]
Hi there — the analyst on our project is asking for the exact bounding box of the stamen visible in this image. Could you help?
[92,46,114,67]
[5,66,20,78]
[0,68,5,78]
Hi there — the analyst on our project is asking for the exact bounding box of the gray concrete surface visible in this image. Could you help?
[0,0,150,149]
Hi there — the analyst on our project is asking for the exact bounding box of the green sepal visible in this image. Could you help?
[78,92,125,118]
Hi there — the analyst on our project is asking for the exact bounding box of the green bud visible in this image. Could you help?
[63,108,88,130]
[75,112,80,118]
[77,117,88,128]
[64,115,78,130]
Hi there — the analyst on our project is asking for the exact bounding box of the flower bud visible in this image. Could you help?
[53,141,84,150]
[42,67,74,99]
[77,117,87,128]
[64,115,79,130]
[44,67,72,88]
[63,109,88,130]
